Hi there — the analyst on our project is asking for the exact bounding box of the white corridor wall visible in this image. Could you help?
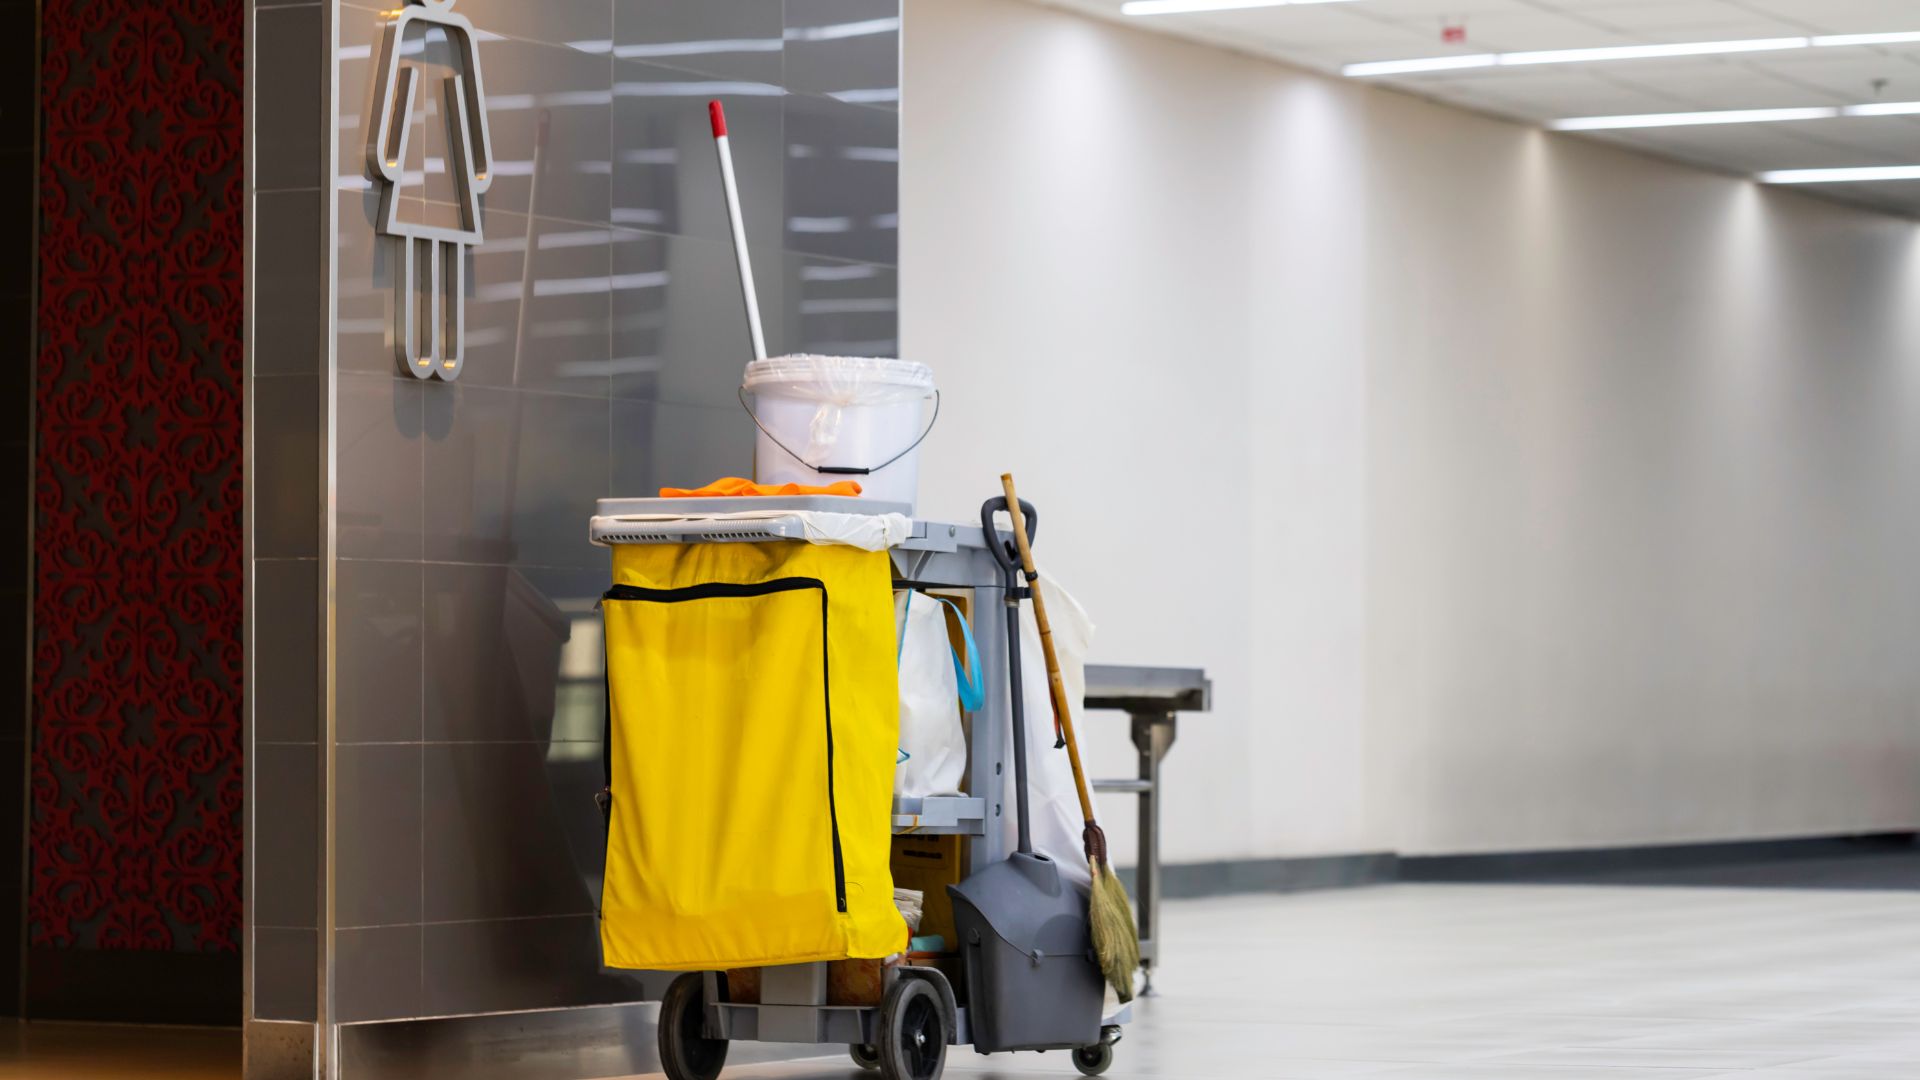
[901,0,1920,864]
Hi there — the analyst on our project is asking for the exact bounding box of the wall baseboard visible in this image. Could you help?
[1129,832,1920,900]
[1399,832,1920,884]
[244,1020,314,1080]
[1118,852,1399,899]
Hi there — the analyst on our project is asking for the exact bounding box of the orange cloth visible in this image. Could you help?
[660,476,863,498]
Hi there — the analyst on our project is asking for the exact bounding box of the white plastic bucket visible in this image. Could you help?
[740,355,938,509]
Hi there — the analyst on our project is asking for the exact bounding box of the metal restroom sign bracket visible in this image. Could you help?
[366,0,494,381]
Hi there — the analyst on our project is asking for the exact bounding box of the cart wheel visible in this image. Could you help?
[659,973,728,1080]
[1071,1043,1114,1077]
[875,977,947,1080]
[850,1043,881,1071]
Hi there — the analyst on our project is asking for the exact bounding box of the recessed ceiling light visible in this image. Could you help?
[1122,0,1358,15]
[1759,166,1920,184]
[1548,101,1920,131]
[1344,30,1920,78]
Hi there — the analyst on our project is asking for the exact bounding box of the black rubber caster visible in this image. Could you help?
[850,1042,881,1071]
[1072,1042,1114,1076]
[659,973,728,1080]
[875,977,948,1080]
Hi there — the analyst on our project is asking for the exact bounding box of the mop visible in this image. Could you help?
[999,474,1142,1003]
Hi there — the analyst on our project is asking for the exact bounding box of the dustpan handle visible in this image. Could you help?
[981,496,1037,573]
[981,495,1040,856]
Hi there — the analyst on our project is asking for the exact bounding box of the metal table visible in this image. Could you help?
[1085,665,1211,995]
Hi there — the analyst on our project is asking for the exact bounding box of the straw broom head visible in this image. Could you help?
[1085,822,1141,1003]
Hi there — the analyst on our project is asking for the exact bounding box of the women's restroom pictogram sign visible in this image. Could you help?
[367,0,494,381]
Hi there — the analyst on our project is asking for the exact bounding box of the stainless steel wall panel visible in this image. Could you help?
[783,0,901,105]
[256,5,328,191]
[254,744,322,930]
[254,560,322,745]
[421,564,602,743]
[333,743,424,929]
[334,925,423,1025]
[783,92,897,265]
[252,375,325,560]
[255,191,328,376]
[333,559,424,744]
[609,229,787,406]
[253,929,320,1023]
[421,741,598,923]
[419,388,611,568]
[334,375,426,560]
[611,62,786,249]
[454,212,615,396]
[610,398,754,497]
[613,0,783,85]
[246,3,901,1071]
[421,915,644,1017]
[787,254,898,357]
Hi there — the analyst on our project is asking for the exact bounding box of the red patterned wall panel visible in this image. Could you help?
[32,0,244,952]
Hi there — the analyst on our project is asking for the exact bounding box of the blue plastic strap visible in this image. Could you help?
[896,590,914,663]
[896,591,986,714]
[933,597,987,713]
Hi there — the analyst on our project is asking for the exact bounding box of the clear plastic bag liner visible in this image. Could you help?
[1003,578,1096,888]
[743,355,935,465]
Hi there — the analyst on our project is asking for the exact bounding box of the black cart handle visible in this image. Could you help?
[980,496,1039,575]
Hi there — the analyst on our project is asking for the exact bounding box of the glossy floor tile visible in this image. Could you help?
[13,883,1920,1078]
[615,882,1920,1079]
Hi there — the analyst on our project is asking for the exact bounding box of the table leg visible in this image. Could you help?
[1130,710,1176,996]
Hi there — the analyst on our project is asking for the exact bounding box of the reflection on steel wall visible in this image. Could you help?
[246,0,901,1036]
[32,0,244,977]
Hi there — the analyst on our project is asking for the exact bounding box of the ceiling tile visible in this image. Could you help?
[1037,0,1920,214]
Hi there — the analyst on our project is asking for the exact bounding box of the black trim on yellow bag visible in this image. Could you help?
[602,577,849,913]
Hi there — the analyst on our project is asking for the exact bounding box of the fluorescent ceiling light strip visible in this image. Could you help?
[1343,54,1498,77]
[1760,165,1920,184]
[1551,106,1838,131]
[1502,36,1807,66]
[1345,29,1920,78]
[1812,31,1920,47]
[1842,100,1920,116]
[1549,100,1920,130]
[1122,0,1356,14]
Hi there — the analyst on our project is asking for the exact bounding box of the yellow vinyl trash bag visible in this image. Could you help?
[599,540,906,971]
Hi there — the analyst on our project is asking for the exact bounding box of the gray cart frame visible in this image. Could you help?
[588,501,1130,1067]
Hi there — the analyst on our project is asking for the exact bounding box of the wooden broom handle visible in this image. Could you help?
[1000,474,1098,825]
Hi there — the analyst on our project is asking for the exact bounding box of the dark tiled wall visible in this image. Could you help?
[249,0,900,1026]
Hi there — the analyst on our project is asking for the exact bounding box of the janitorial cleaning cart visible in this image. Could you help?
[591,494,1130,1080]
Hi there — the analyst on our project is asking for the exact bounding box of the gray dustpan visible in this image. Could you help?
[947,497,1104,1055]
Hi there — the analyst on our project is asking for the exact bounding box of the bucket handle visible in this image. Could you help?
[736,386,942,477]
